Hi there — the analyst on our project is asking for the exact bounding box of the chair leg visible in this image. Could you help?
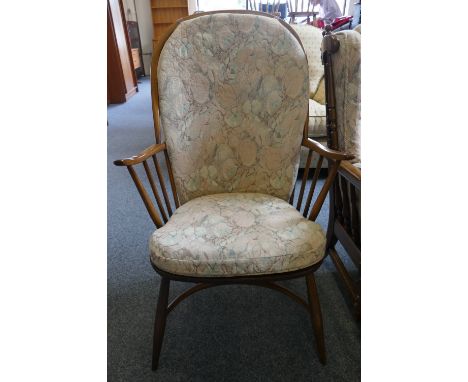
[305,273,326,365]
[152,277,170,371]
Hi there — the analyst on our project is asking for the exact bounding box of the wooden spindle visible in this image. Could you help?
[289,182,296,205]
[296,149,313,212]
[143,160,168,223]
[303,155,323,217]
[328,247,358,302]
[308,159,340,221]
[340,176,352,235]
[164,150,180,208]
[152,154,173,216]
[334,177,343,224]
[127,166,163,228]
[350,183,361,248]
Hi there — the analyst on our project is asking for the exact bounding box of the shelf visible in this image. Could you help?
[152,8,188,24]
[151,0,187,8]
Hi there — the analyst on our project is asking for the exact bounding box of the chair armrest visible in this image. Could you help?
[114,143,167,167]
[113,142,179,228]
[339,160,361,188]
[296,139,354,221]
[302,138,354,162]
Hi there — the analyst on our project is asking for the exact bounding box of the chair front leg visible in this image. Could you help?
[152,277,170,370]
[305,273,326,364]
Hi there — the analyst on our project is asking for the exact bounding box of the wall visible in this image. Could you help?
[121,0,153,74]
[122,0,137,21]
[135,0,153,74]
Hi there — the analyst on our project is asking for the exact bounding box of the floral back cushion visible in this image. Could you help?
[332,30,361,163]
[157,13,309,204]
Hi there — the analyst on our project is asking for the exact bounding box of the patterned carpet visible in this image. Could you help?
[107,77,360,381]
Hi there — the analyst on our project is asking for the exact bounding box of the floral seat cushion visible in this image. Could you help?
[150,193,326,277]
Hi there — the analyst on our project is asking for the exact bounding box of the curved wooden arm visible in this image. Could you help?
[338,160,361,190]
[114,143,167,166]
[113,142,179,228]
[338,161,361,181]
[302,138,354,161]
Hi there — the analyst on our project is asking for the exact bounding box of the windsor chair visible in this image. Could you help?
[114,10,352,370]
[288,0,319,24]
[322,26,361,319]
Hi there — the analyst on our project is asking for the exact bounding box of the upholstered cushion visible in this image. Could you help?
[158,13,309,204]
[150,193,326,277]
[312,76,326,105]
[308,99,326,137]
[332,30,361,163]
[291,24,324,95]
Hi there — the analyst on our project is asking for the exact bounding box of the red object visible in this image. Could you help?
[329,15,353,31]
[316,19,325,29]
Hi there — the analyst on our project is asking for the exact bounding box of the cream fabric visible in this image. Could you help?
[312,76,326,105]
[158,14,309,204]
[150,193,326,277]
[308,99,326,137]
[332,30,361,162]
[291,24,324,97]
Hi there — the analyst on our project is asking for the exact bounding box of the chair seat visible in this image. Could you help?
[150,193,326,278]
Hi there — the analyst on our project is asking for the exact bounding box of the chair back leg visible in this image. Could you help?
[305,273,326,364]
[152,277,170,370]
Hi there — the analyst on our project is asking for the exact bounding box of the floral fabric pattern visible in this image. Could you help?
[291,25,327,168]
[308,99,326,137]
[291,25,324,97]
[312,76,326,105]
[150,193,326,277]
[157,13,309,204]
[332,30,361,162]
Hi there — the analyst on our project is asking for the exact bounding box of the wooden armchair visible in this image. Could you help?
[114,10,352,370]
[288,0,319,24]
[322,26,361,319]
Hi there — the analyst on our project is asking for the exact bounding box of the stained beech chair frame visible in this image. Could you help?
[114,10,352,371]
[287,0,318,24]
[322,27,361,319]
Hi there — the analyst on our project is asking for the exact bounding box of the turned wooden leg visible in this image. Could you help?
[152,277,170,371]
[305,273,326,364]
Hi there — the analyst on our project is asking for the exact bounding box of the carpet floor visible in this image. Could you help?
[108,77,360,381]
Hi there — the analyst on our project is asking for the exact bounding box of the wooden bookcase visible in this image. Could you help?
[151,0,189,51]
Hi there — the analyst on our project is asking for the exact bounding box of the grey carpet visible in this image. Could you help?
[108,77,360,381]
